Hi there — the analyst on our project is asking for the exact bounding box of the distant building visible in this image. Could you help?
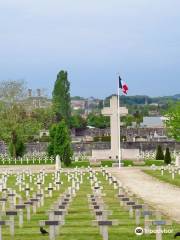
[71,97,101,114]
[71,99,86,110]
[23,89,52,112]
[149,103,159,106]
[148,110,160,116]
[140,116,167,128]
[85,97,100,114]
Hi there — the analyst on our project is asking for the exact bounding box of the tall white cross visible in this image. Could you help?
[102,96,128,166]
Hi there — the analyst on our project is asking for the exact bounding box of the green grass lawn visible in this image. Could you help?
[0,171,179,239]
[143,169,180,187]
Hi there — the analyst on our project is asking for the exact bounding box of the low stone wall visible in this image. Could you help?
[73,141,180,153]
[0,141,179,155]
[26,142,49,152]
[121,141,180,151]
[74,127,167,141]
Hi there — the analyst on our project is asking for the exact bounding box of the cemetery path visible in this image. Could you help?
[110,167,180,222]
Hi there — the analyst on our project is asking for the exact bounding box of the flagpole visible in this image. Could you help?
[117,78,121,168]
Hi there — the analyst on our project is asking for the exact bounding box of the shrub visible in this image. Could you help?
[164,147,171,165]
[101,160,113,167]
[69,161,89,168]
[48,121,73,166]
[156,145,164,160]
[145,160,164,166]
[9,138,26,158]
[123,160,134,166]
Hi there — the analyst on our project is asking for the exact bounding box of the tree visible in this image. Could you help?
[47,124,57,157]
[164,147,171,165]
[121,115,134,127]
[70,115,87,129]
[9,136,26,158]
[52,71,71,125]
[87,113,110,128]
[33,107,55,130]
[165,101,180,141]
[0,80,26,103]
[133,111,143,127]
[49,120,73,166]
[156,145,164,160]
[0,80,42,158]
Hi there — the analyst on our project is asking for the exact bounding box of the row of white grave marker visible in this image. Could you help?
[88,169,118,240]
[0,167,174,240]
[0,167,88,240]
[0,169,65,240]
[151,164,180,180]
[139,150,180,162]
[102,168,172,240]
[0,157,54,165]
[39,171,83,240]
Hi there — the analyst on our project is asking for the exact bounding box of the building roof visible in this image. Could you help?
[140,116,166,128]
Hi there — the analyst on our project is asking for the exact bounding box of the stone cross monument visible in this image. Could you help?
[92,96,128,161]
[102,96,128,159]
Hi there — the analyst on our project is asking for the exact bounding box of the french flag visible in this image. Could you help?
[119,76,128,95]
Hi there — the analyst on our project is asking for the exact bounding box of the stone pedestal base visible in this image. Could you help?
[92,148,140,160]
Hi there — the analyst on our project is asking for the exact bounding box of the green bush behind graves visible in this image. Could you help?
[156,145,164,160]
[48,120,73,166]
[122,160,134,166]
[101,160,114,167]
[164,147,172,164]
[144,159,164,166]
[53,120,73,166]
[9,137,26,158]
[64,161,89,168]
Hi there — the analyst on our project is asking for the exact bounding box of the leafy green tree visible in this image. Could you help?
[47,124,57,157]
[87,113,110,128]
[164,147,171,165]
[165,101,180,141]
[156,145,164,160]
[33,107,55,130]
[70,115,87,129]
[53,120,73,166]
[52,71,71,125]
[121,115,134,127]
[9,136,26,158]
[0,80,26,102]
[0,80,41,158]
[133,111,143,127]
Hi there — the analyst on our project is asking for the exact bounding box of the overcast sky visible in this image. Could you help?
[0,0,179,98]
